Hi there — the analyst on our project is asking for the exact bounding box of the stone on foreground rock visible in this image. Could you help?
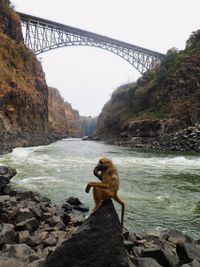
[43,199,131,267]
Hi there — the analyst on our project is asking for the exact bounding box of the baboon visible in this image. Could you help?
[85,157,125,228]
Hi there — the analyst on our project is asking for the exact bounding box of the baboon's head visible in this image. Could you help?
[95,157,112,171]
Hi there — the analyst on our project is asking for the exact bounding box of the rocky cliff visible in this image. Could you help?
[95,30,200,152]
[48,87,82,138]
[0,1,52,154]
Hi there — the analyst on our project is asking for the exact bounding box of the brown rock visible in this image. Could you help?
[0,258,25,267]
[18,230,31,244]
[0,223,16,244]
[2,243,34,261]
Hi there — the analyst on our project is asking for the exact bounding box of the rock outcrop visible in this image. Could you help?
[48,87,83,139]
[43,199,131,267]
[0,2,53,154]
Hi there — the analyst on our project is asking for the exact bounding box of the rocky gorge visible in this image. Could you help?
[1,165,200,267]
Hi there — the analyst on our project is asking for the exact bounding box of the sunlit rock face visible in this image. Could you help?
[0,3,53,154]
[48,87,83,139]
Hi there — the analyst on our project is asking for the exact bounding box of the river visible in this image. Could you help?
[0,138,200,239]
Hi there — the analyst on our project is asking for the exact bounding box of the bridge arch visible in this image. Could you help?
[18,12,165,74]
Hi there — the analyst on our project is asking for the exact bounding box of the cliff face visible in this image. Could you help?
[95,30,200,151]
[0,2,52,154]
[48,87,82,138]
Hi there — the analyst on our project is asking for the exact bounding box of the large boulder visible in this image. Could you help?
[43,199,131,267]
[0,166,17,194]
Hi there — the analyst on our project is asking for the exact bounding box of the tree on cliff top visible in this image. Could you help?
[0,0,11,7]
[186,29,200,49]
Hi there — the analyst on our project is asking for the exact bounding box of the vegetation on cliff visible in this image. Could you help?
[95,30,200,151]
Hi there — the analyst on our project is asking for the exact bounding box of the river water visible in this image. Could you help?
[0,139,200,239]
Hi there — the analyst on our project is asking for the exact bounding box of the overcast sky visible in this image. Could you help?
[12,0,200,116]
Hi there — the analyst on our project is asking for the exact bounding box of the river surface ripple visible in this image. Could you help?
[0,138,200,239]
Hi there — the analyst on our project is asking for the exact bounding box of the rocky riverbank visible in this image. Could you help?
[0,165,88,267]
[1,165,200,267]
[116,122,200,152]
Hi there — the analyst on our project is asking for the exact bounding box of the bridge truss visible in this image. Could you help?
[18,12,165,74]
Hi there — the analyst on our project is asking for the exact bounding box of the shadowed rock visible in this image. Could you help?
[43,199,131,267]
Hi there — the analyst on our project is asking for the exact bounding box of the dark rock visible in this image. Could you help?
[132,257,162,267]
[124,240,135,253]
[73,203,89,212]
[61,202,72,213]
[66,196,82,206]
[15,218,39,231]
[0,178,8,189]
[0,166,17,181]
[64,196,89,213]
[30,206,43,219]
[2,186,12,195]
[177,242,200,263]
[15,207,34,223]
[43,199,131,267]
[141,247,179,267]
[61,213,71,226]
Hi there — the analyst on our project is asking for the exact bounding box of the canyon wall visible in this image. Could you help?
[0,2,83,154]
[48,87,82,139]
[95,30,200,151]
[0,2,53,154]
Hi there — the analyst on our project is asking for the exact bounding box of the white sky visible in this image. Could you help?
[12,0,200,116]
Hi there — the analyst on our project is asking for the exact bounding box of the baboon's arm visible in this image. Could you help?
[85,182,109,193]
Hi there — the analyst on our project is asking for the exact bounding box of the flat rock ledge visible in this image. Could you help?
[1,165,200,267]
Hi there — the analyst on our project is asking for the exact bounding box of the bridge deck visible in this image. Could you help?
[17,12,164,58]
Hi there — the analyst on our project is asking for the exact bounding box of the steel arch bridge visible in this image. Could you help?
[17,12,165,74]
